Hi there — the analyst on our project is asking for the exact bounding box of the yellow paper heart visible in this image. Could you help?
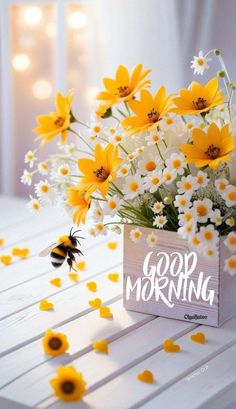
[76,261,86,271]
[68,273,79,283]
[88,298,102,309]
[107,241,118,250]
[39,299,54,311]
[0,255,12,265]
[86,281,97,292]
[137,370,154,384]
[163,338,180,353]
[0,238,5,247]
[190,332,206,344]
[93,339,108,354]
[99,305,113,319]
[50,278,62,288]
[12,248,30,258]
[107,273,119,283]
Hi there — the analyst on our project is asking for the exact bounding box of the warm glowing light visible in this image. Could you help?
[12,54,30,71]
[86,86,100,104]
[68,11,87,29]
[33,80,52,100]
[45,23,56,38]
[23,6,43,26]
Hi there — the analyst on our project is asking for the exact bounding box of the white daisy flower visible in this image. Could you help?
[21,170,33,186]
[202,245,218,259]
[65,142,76,155]
[109,133,123,145]
[24,150,37,168]
[210,209,222,226]
[188,234,201,248]
[153,215,167,229]
[136,146,145,155]
[196,170,208,188]
[224,232,236,252]
[178,222,196,239]
[224,255,236,276]
[90,122,103,135]
[88,228,96,237]
[222,185,236,207]
[177,175,197,195]
[107,127,117,135]
[178,208,197,226]
[226,218,235,227]
[191,50,211,75]
[57,164,70,178]
[174,194,192,212]
[146,232,158,248]
[104,195,122,216]
[199,225,219,245]
[123,175,145,199]
[27,195,40,213]
[127,152,138,162]
[130,227,142,243]
[162,168,177,185]
[145,131,164,145]
[92,204,104,221]
[143,170,163,193]
[159,114,178,130]
[34,180,53,202]
[117,164,131,178]
[94,223,108,236]
[193,198,213,223]
[111,225,122,235]
[138,153,160,175]
[152,201,164,214]
[165,152,186,175]
[215,178,229,193]
[38,162,49,175]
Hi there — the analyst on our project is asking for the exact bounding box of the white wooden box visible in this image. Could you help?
[123,225,236,327]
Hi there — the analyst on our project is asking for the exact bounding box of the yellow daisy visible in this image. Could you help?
[172,77,224,115]
[121,88,173,136]
[42,329,69,357]
[50,366,87,402]
[77,143,123,199]
[180,123,235,170]
[97,64,151,106]
[67,187,91,225]
[34,91,73,145]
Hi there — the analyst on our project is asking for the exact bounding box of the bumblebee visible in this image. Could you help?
[40,228,84,270]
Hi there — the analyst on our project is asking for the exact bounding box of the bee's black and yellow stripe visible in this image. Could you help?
[50,244,67,268]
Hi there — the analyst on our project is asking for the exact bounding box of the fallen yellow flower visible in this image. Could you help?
[42,329,69,356]
[50,366,87,402]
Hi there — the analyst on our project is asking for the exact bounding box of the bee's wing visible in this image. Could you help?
[39,243,57,257]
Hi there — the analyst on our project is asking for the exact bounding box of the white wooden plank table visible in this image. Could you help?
[0,196,235,409]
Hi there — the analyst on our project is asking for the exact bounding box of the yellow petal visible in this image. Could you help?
[92,339,108,354]
[68,273,79,283]
[116,65,129,86]
[86,281,97,292]
[50,278,62,288]
[39,299,54,311]
[107,273,119,282]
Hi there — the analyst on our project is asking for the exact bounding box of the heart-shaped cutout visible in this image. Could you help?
[0,255,12,265]
[137,370,154,384]
[163,338,180,353]
[50,278,62,288]
[93,339,108,354]
[107,273,119,283]
[107,242,118,250]
[39,299,54,311]
[76,261,86,271]
[99,306,113,319]
[86,281,97,292]
[190,332,206,344]
[68,273,79,283]
[88,298,102,309]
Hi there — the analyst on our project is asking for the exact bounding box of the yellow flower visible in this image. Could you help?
[172,77,224,115]
[180,123,235,170]
[95,101,112,118]
[97,64,151,106]
[50,366,86,402]
[121,88,173,136]
[42,329,69,356]
[34,91,73,146]
[67,187,91,225]
[77,143,123,199]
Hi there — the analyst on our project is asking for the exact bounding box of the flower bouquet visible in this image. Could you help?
[22,49,236,326]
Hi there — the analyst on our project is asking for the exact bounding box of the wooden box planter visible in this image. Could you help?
[123,225,236,327]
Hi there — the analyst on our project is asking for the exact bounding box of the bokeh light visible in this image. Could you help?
[12,54,30,71]
[68,11,87,29]
[23,6,43,26]
[32,80,52,100]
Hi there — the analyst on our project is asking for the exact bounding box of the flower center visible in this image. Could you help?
[49,337,62,350]
[109,201,117,209]
[229,236,236,245]
[54,116,65,127]
[41,185,49,193]
[229,259,236,269]
[228,191,236,201]
[197,204,207,217]
[147,108,160,123]
[61,381,75,394]
[129,181,139,192]
[204,231,213,241]
[145,161,156,171]
[93,166,109,181]
[192,97,208,110]
[205,144,220,159]
[117,86,130,97]
[197,58,205,66]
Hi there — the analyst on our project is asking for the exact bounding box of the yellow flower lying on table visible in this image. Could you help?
[77,143,123,199]
[172,77,224,115]
[33,91,73,146]
[122,88,173,135]
[0,255,12,265]
[97,64,151,107]
[50,366,87,402]
[67,187,91,225]
[180,123,235,169]
[42,329,69,356]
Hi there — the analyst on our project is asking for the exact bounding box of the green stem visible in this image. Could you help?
[116,107,127,118]
[124,101,131,115]
[69,128,93,152]
[155,143,165,162]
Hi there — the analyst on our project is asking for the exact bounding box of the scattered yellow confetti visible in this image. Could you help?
[12,247,30,258]
[68,273,79,283]
[50,278,62,288]
[0,255,12,266]
[88,298,102,309]
[0,238,5,247]
[76,261,86,271]
[93,339,108,354]
[50,366,87,402]
[190,332,206,344]
[42,329,69,356]
[163,339,180,353]
[39,299,54,311]
[99,305,113,319]
[107,273,120,283]
[137,370,154,384]
[107,241,118,250]
[86,281,97,292]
